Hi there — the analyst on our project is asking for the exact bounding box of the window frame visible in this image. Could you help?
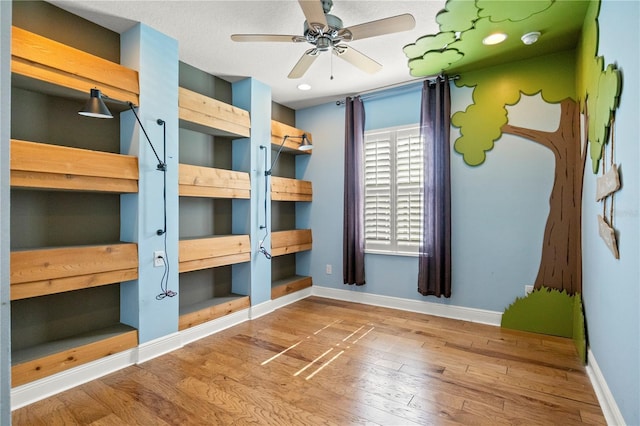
[363,124,423,257]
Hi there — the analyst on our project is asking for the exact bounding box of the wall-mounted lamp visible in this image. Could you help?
[78,88,176,299]
[265,134,312,176]
[79,88,166,172]
[257,134,312,259]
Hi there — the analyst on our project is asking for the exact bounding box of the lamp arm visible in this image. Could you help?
[266,136,288,176]
[265,133,309,175]
[127,103,166,171]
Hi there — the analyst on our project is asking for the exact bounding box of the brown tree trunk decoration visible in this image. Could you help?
[502,98,583,294]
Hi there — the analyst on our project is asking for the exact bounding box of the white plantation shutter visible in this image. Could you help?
[364,125,423,254]
[364,131,392,248]
[396,128,423,248]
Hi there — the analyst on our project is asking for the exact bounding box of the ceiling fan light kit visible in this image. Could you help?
[231,0,415,79]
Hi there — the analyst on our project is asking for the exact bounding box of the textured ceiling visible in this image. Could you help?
[48,1,445,110]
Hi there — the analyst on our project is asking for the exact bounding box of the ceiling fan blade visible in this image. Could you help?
[334,46,382,74]
[298,0,328,31]
[341,14,416,41]
[288,49,319,79]
[231,34,305,43]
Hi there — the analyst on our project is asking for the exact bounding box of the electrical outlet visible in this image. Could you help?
[326,264,332,274]
[524,285,534,296]
[154,251,165,267]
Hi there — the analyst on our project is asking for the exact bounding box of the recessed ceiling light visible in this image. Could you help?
[521,31,541,45]
[297,83,311,91]
[482,33,507,45]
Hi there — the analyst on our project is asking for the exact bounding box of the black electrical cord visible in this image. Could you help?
[258,145,272,259]
[151,119,175,300]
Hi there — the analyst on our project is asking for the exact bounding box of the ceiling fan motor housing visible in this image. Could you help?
[303,13,344,47]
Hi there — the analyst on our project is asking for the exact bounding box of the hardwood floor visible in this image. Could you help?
[12,296,605,425]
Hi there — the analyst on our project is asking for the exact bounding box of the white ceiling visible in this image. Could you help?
[48,0,445,110]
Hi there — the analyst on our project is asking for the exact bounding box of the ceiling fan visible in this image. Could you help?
[230,0,416,79]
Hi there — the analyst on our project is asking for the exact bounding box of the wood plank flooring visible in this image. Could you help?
[12,296,605,425]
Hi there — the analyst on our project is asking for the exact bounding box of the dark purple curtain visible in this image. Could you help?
[418,78,452,297]
[343,96,366,285]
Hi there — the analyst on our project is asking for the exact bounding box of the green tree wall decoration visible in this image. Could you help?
[576,1,622,173]
[453,52,582,294]
[404,0,623,292]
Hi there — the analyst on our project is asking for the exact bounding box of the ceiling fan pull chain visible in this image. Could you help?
[330,49,334,80]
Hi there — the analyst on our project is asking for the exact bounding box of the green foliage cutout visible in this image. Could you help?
[452,51,575,166]
[502,288,587,363]
[576,0,622,173]
[502,287,574,337]
[573,293,586,363]
[404,0,589,78]
[476,0,553,23]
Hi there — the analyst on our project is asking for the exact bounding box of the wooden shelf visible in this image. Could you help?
[271,229,312,257]
[11,324,138,387]
[179,295,250,330]
[11,26,139,105]
[179,235,251,273]
[271,120,313,154]
[179,87,250,138]
[179,163,250,199]
[10,243,138,301]
[271,176,312,201]
[11,139,138,193]
[271,275,312,300]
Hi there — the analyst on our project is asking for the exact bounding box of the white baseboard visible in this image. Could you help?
[11,349,137,410]
[137,332,182,364]
[249,299,275,319]
[312,285,502,326]
[586,349,626,425]
[249,289,312,319]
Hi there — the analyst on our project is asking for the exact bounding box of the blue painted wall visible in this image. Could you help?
[0,1,11,422]
[120,24,180,343]
[296,83,557,313]
[232,78,273,306]
[582,0,640,423]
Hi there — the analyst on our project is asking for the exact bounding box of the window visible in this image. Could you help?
[364,125,423,255]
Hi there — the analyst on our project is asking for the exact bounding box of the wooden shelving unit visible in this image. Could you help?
[11,325,138,387]
[179,163,249,199]
[269,120,313,299]
[271,176,312,202]
[11,139,138,193]
[10,244,138,300]
[271,275,313,300]
[11,26,138,104]
[178,296,250,331]
[179,235,251,273]
[179,87,250,138]
[178,86,252,329]
[271,229,313,257]
[9,26,141,386]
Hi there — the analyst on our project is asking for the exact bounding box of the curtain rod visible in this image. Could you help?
[335,74,459,105]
